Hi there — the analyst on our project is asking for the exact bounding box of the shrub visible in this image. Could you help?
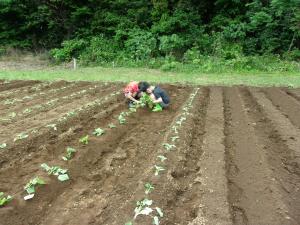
[124,29,157,61]
[50,39,87,62]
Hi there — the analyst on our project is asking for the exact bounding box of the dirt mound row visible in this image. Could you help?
[0,80,40,92]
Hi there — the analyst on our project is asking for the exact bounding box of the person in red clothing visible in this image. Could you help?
[124,81,142,107]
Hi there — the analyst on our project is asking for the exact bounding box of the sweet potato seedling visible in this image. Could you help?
[162,143,176,151]
[14,133,29,142]
[144,183,154,194]
[171,136,179,142]
[0,192,12,206]
[24,177,45,200]
[41,163,69,181]
[62,147,76,161]
[93,128,105,136]
[79,135,89,144]
[108,123,116,128]
[118,114,126,124]
[134,198,153,219]
[0,143,7,149]
[154,165,165,176]
[157,155,167,162]
[46,124,57,131]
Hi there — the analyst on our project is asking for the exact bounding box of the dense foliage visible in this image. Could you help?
[0,0,299,71]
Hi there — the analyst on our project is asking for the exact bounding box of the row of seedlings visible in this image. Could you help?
[1,84,101,122]
[1,90,123,205]
[0,90,120,153]
[0,81,52,98]
[1,83,76,106]
[125,88,200,225]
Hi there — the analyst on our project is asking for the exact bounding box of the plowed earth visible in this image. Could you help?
[0,81,299,225]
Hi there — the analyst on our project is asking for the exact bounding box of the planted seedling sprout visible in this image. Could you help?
[41,163,69,182]
[46,124,57,131]
[79,135,89,145]
[154,165,165,176]
[14,133,29,142]
[171,136,179,142]
[62,147,76,161]
[0,192,12,206]
[93,128,105,136]
[134,198,153,219]
[144,183,154,194]
[157,155,167,162]
[24,177,45,200]
[108,123,116,128]
[162,143,176,151]
[0,143,7,149]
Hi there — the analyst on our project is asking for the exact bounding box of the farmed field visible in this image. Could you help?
[0,80,300,225]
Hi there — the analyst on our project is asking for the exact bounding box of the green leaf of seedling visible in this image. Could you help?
[153,216,160,225]
[156,207,164,217]
[62,147,76,161]
[93,128,105,136]
[79,135,89,144]
[0,193,12,206]
[154,165,165,176]
[157,155,167,162]
[58,174,69,182]
[46,124,57,131]
[108,123,116,128]
[0,143,7,149]
[144,183,154,194]
[25,186,35,194]
[162,143,176,151]
[14,133,28,142]
[125,222,133,225]
[171,136,179,142]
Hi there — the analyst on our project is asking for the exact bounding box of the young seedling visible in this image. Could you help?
[93,128,105,136]
[14,133,29,142]
[79,135,89,145]
[154,165,165,176]
[41,163,69,181]
[67,111,76,117]
[129,107,137,112]
[157,155,167,162]
[0,192,12,206]
[171,136,179,142]
[153,207,164,224]
[145,183,154,194]
[24,177,45,200]
[4,99,15,105]
[134,198,153,219]
[162,143,176,151]
[124,222,133,225]
[156,207,164,217]
[0,143,7,149]
[108,123,116,128]
[62,147,76,161]
[172,126,178,134]
[118,114,126,124]
[23,108,32,114]
[9,112,16,118]
[46,124,57,131]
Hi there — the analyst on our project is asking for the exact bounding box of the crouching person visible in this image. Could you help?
[140,82,170,112]
[123,81,142,108]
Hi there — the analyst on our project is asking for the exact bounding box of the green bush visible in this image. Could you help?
[80,36,117,65]
[124,29,157,61]
[50,39,87,62]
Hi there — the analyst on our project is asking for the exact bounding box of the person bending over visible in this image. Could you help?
[123,81,142,107]
[140,82,170,112]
